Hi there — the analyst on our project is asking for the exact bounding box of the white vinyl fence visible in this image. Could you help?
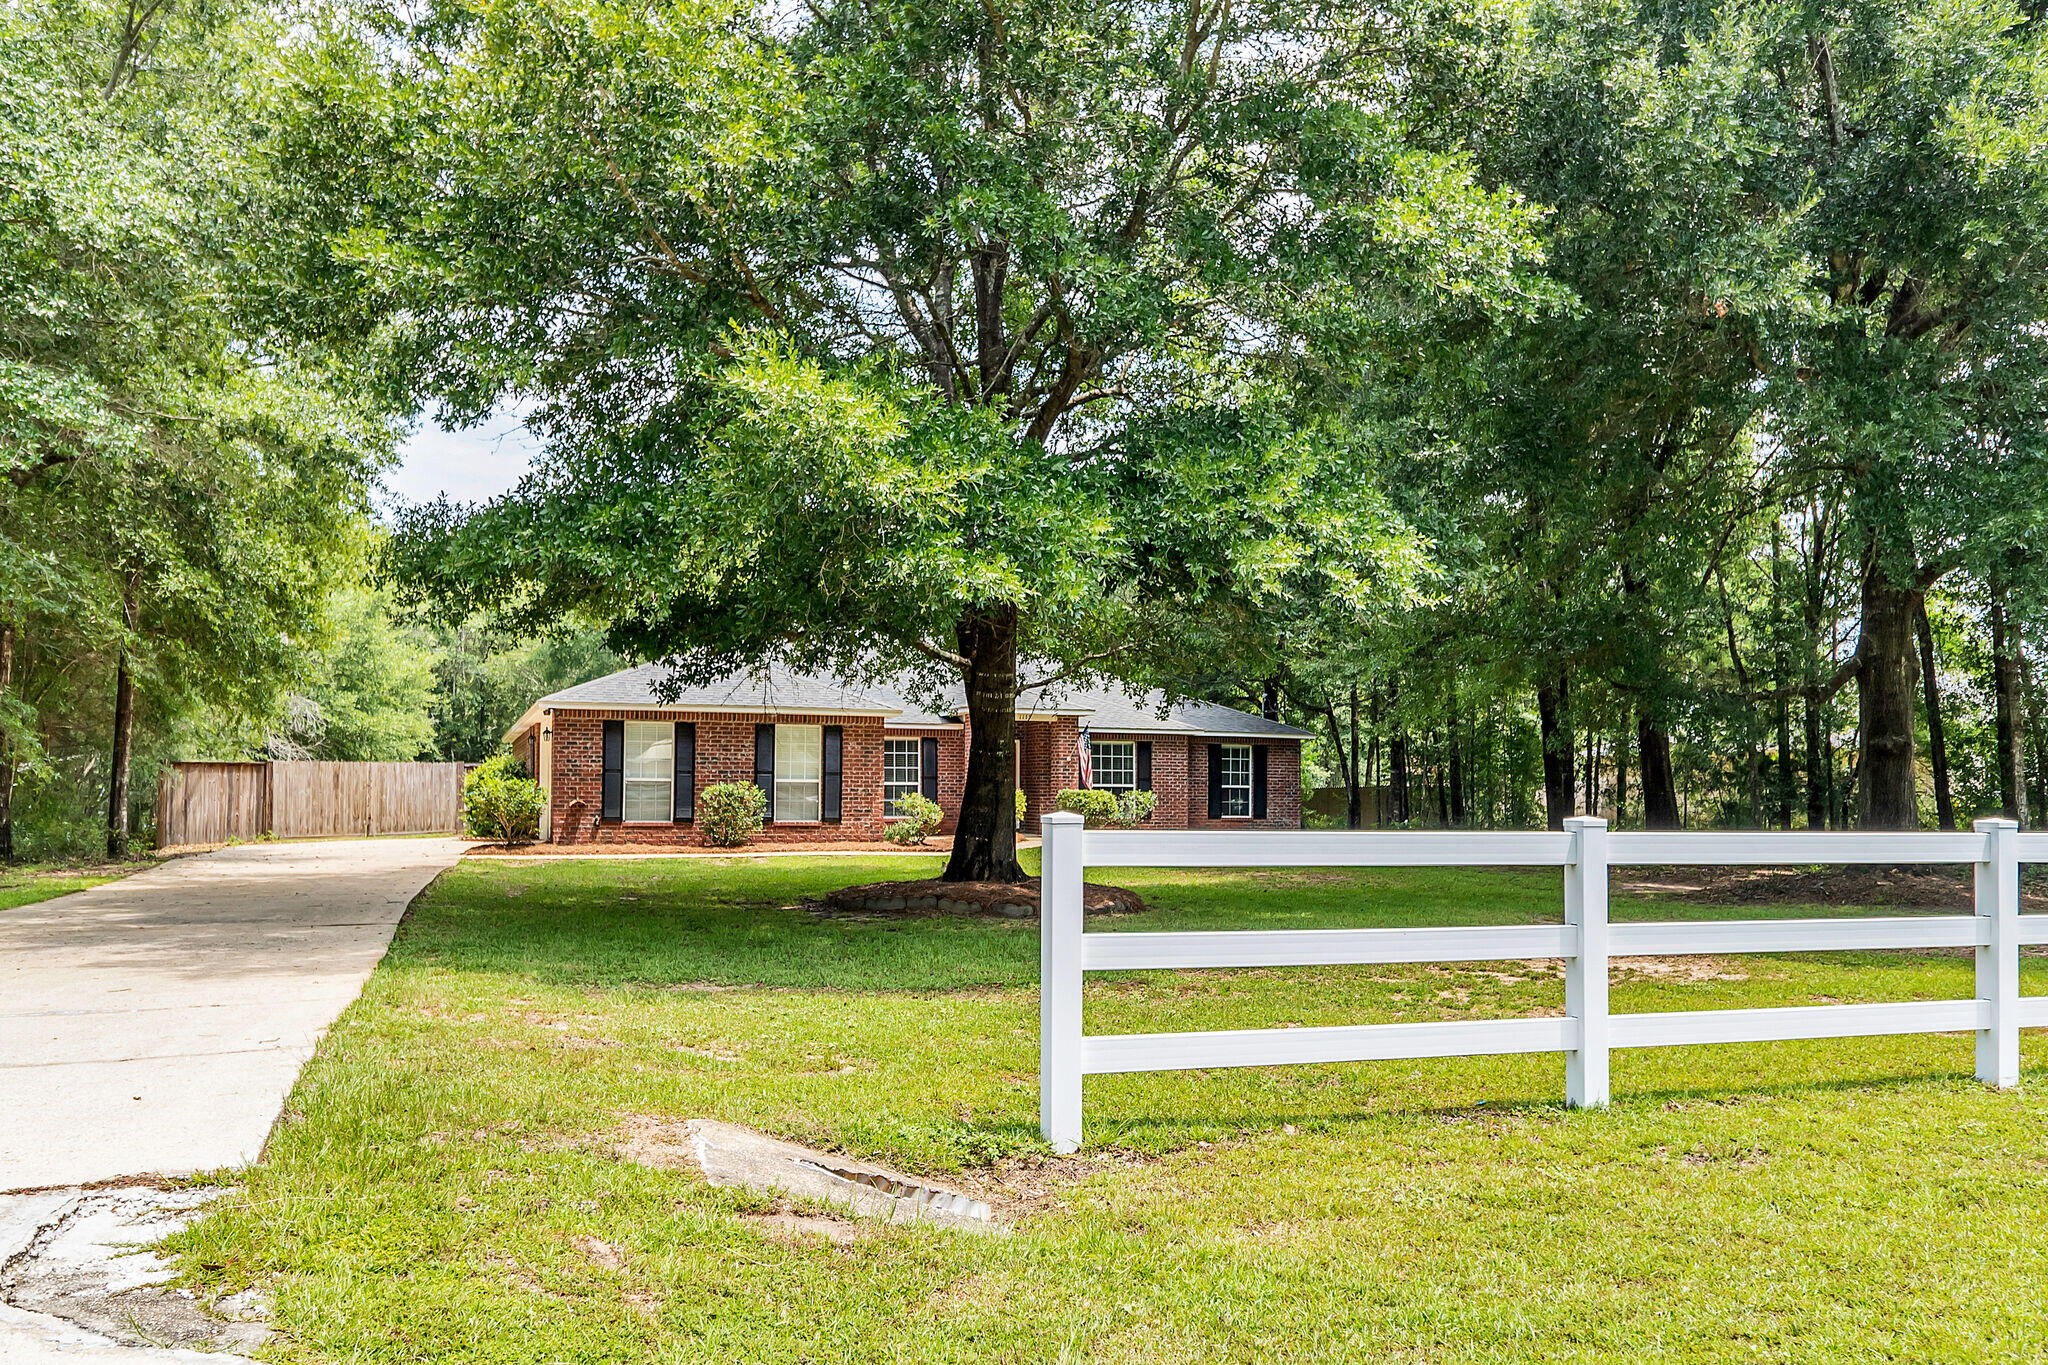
[1037,812,2047,1152]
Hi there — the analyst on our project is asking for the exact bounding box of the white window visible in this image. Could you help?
[623,721,673,822]
[884,738,922,817]
[1219,744,1252,818]
[1091,739,1136,793]
[775,724,823,823]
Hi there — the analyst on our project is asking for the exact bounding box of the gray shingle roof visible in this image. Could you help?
[515,662,1310,741]
[537,662,898,714]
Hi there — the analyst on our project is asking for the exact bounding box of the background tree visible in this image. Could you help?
[0,0,394,856]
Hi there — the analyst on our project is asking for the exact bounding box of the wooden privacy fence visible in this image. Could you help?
[157,761,472,846]
[1037,813,2045,1152]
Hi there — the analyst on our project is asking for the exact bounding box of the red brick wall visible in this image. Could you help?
[1186,737,1303,829]
[1020,716,1083,832]
[883,726,969,832]
[1081,732,1190,829]
[547,709,887,846]
[543,707,1302,843]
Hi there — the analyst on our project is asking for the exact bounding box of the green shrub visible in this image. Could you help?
[884,793,944,845]
[1114,789,1158,827]
[1053,787,1156,829]
[698,782,767,847]
[1016,789,1028,829]
[1054,788,1119,827]
[461,754,544,844]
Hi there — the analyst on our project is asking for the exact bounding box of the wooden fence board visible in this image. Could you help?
[156,762,270,847]
[158,760,468,845]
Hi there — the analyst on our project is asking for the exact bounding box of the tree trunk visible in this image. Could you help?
[1537,672,1573,831]
[1854,548,1920,829]
[0,619,14,861]
[1347,685,1362,830]
[1990,577,2029,827]
[942,606,1024,883]
[1261,678,1279,722]
[1367,685,1382,824]
[1637,714,1681,830]
[2022,648,2048,821]
[1387,677,1408,824]
[1915,596,1956,831]
[1389,729,1409,824]
[1746,735,1763,829]
[107,652,135,859]
[1434,742,1449,826]
[1804,690,1827,829]
[1448,703,1467,826]
[1583,730,1596,818]
[1613,713,1630,827]
[1771,524,1794,829]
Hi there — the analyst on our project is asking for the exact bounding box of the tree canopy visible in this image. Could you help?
[303,0,1554,876]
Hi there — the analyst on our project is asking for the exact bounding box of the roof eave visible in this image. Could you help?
[539,699,903,717]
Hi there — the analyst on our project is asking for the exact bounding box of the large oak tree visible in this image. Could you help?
[304,0,1550,876]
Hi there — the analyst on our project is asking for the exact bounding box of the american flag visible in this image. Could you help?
[1077,726,1092,788]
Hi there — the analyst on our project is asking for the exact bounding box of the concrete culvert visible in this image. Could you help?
[633,1119,1004,1235]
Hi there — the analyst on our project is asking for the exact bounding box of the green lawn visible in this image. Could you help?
[0,859,143,910]
[175,854,2048,1362]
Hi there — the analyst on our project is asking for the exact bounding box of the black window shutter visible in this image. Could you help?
[754,724,776,822]
[672,721,696,821]
[1252,745,1270,819]
[1206,743,1223,819]
[600,720,624,822]
[822,725,843,823]
[920,737,939,801]
[1136,740,1153,792]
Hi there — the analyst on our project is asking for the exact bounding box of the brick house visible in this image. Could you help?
[502,664,1309,846]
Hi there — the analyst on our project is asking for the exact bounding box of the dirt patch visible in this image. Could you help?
[614,1115,698,1171]
[818,877,1145,919]
[951,1149,1162,1217]
[1613,956,1752,983]
[570,1234,625,1270]
[750,1203,866,1245]
[1617,864,2048,911]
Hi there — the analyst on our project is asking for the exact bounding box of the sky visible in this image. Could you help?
[378,404,542,514]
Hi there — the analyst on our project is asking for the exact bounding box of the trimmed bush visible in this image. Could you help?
[1054,788,1119,828]
[698,782,767,847]
[1015,789,1028,829]
[1054,787,1156,829]
[884,793,944,845]
[461,754,544,845]
[1114,789,1158,827]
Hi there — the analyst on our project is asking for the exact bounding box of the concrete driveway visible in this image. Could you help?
[0,838,465,1191]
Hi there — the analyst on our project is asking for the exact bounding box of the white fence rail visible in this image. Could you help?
[1038,813,2040,1152]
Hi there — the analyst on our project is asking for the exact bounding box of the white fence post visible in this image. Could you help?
[1040,812,1087,1153]
[1975,817,2020,1089]
[1564,816,1610,1108]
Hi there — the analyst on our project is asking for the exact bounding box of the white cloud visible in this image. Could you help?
[378,404,541,515]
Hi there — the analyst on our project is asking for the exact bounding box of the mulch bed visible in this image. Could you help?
[819,877,1146,919]
[1618,863,2048,911]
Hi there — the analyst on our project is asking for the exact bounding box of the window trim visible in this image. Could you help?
[1090,739,1138,794]
[1218,743,1253,820]
[620,720,675,825]
[773,723,825,824]
[883,737,922,819]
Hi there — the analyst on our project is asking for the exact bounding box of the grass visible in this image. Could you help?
[0,858,146,910]
[171,853,2048,1362]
